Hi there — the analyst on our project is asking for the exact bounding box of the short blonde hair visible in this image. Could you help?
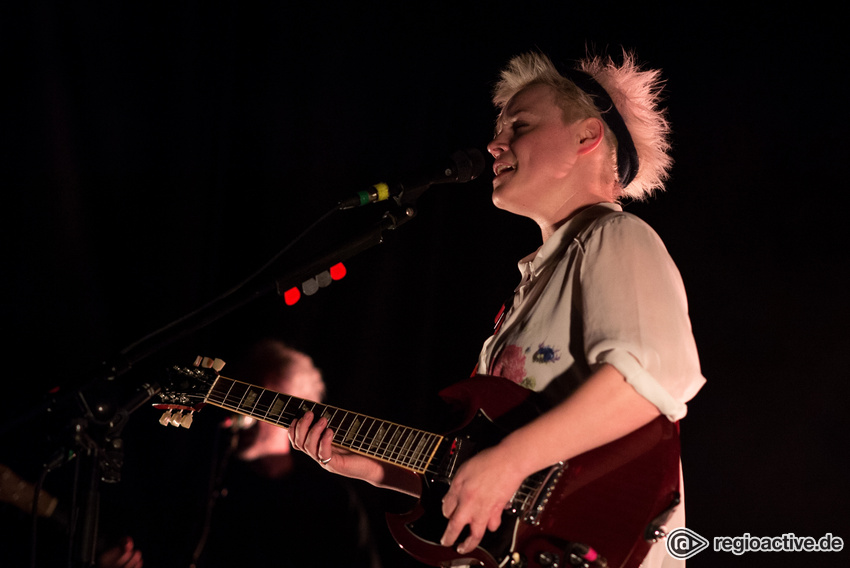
[492,51,672,200]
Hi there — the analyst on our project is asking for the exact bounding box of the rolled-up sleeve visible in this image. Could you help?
[581,214,705,421]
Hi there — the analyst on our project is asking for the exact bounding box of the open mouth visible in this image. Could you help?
[494,164,515,176]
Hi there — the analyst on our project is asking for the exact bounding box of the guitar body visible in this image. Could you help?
[386,375,680,568]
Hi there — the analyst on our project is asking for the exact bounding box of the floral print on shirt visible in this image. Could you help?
[492,344,526,385]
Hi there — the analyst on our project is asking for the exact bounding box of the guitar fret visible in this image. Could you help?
[253,389,275,421]
[218,377,237,406]
[332,412,350,447]
[425,435,442,469]
[297,399,315,418]
[369,422,388,457]
[243,387,261,413]
[319,405,335,423]
[217,380,237,409]
[411,432,430,471]
[272,394,294,425]
[415,432,433,471]
[350,414,366,449]
[401,429,421,469]
[395,426,412,465]
[204,379,218,404]
[385,425,403,464]
[234,383,252,411]
[279,397,295,423]
[224,381,248,411]
[358,418,376,454]
[187,372,444,475]
[326,407,341,431]
[263,392,279,421]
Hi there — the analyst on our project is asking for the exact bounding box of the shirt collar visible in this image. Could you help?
[517,202,623,279]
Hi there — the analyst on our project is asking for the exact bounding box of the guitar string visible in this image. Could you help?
[186,377,546,501]
[197,381,545,499]
[171,374,545,502]
[206,393,442,473]
[203,388,548,499]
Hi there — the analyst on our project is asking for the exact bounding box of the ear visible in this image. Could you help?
[576,117,605,156]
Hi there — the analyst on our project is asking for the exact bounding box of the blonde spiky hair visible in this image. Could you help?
[492,50,672,200]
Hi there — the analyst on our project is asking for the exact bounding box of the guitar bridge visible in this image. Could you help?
[518,462,565,526]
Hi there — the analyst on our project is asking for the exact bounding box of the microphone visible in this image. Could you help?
[338,148,486,209]
[222,414,255,431]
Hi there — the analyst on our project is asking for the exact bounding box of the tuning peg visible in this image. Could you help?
[159,409,173,426]
[180,412,194,429]
[170,410,185,427]
[193,356,226,371]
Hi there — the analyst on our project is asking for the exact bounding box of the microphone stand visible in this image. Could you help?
[31,201,417,567]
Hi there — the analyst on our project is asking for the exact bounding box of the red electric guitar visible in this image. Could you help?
[157,361,680,568]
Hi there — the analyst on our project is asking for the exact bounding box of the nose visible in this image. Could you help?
[487,135,507,159]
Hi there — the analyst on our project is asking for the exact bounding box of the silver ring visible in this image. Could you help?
[320,457,332,465]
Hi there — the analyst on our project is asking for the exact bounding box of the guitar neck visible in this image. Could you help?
[205,376,444,474]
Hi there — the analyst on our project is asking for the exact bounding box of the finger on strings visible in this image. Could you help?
[303,415,327,454]
[319,428,335,460]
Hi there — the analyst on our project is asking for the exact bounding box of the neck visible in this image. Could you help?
[536,167,617,242]
[538,195,615,242]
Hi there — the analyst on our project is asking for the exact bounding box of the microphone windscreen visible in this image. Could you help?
[452,148,486,183]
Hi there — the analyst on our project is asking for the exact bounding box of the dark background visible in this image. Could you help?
[2,2,848,567]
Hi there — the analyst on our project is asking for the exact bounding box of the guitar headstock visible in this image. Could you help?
[154,356,224,428]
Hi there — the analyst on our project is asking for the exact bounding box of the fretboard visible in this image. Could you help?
[205,376,444,474]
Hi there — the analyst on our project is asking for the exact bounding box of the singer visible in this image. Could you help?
[291,50,705,568]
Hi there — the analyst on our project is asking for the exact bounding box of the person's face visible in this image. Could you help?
[487,83,583,223]
[276,352,325,403]
[237,352,325,460]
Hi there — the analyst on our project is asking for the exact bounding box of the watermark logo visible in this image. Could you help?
[664,530,844,559]
[666,527,710,559]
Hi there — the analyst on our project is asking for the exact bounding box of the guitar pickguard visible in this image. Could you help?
[402,410,520,566]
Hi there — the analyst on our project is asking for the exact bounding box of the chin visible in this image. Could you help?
[491,184,512,211]
[491,188,524,217]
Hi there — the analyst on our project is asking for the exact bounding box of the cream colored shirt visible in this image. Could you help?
[476,203,705,568]
[477,202,705,418]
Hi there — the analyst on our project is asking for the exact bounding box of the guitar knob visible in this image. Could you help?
[536,551,558,567]
[568,543,605,568]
